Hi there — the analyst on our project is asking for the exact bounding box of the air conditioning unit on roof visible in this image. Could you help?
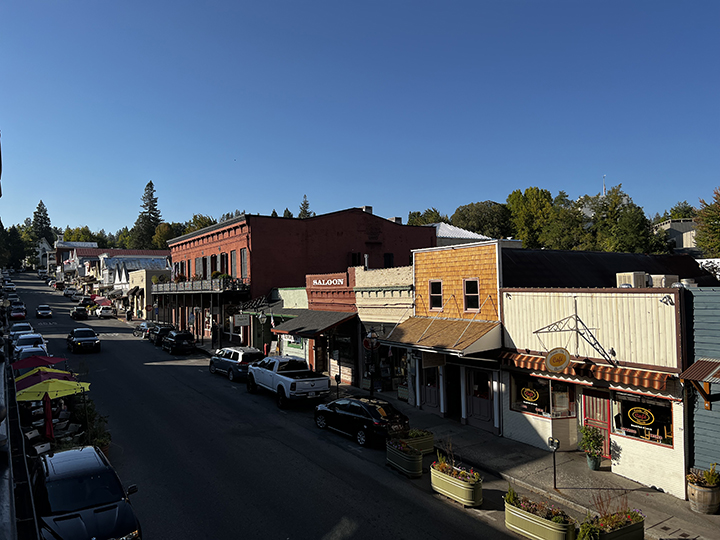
[616,272,648,288]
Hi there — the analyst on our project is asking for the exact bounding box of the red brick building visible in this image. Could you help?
[157,207,436,349]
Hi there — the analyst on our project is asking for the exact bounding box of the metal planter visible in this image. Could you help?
[505,501,576,540]
[430,466,483,507]
[386,442,423,478]
[597,520,644,540]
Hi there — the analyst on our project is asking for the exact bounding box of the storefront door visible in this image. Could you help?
[422,367,440,414]
[583,389,611,458]
[467,369,494,431]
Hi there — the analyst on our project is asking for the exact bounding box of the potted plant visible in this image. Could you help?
[578,425,604,470]
[386,438,423,478]
[430,449,483,507]
[504,485,577,540]
[686,463,720,514]
[400,428,435,455]
[577,492,644,540]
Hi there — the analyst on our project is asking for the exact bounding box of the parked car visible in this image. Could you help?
[209,346,264,382]
[9,306,27,320]
[77,296,95,307]
[148,325,174,346]
[95,305,113,318]
[314,397,410,447]
[63,287,78,298]
[133,321,157,338]
[7,292,20,303]
[247,356,331,408]
[13,333,48,362]
[53,281,65,291]
[161,330,196,355]
[32,446,141,540]
[67,327,101,353]
[9,322,34,342]
[35,304,53,318]
[2,281,16,291]
[70,306,89,320]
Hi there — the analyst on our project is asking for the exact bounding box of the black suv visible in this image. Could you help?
[161,330,196,355]
[32,446,141,540]
[148,325,174,346]
[69,306,88,320]
[67,327,101,353]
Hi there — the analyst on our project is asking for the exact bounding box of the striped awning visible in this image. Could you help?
[499,350,671,391]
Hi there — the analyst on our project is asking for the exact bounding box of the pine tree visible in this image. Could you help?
[32,200,55,244]
[283,208,294,218]
[270,209,278,217]
[298,195,315,219]
[695,188,720,257]
[130,181,163,249]
[0,219,9,267]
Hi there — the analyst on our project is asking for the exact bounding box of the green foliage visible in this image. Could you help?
[298,195,316,219]
[669,200,697,220]
[578,425,604,458]
[407,208,450,226]
[115,227,132,249]
[451,201,513,239]
[506,187,553,248]
[687,463,720,487]
[211,270,221,278]
[695,188,720,257]
[270,209,278,217]
[32,200,55,244]
[539,191,590,250]
[505,485,520,506]
[184,214,217,234]
[283,208,294,218]
[0,219,9,267]
[174,274,187,283]
[130,181,163,249]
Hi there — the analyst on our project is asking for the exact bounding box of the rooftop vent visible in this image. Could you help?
[361,206,373,214]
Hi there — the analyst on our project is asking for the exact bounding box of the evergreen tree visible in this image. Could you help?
[32,200,55,244]
[270,209,278,217]
[283,208,294,218]
[695,188,720,257]
[7,225,26,268]
[407,208,450,226]
[130,181,162,249]
[669,200,697,219]
[298,195,315,219]
[115,227,132,249]
[0,219,9,267]
[184,214,217,234]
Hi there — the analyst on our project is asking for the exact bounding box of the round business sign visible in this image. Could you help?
[628,407,654,426]
[521,388,539,402]
[545,347,571,373]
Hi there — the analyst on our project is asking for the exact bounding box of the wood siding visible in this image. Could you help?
[414,244,499,321]
[690,288,720,468]
[502,290,680,370]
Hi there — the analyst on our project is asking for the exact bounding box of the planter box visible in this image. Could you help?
[386,442,423,478]
[598,520,644,540]
[401,432,434,455]
[688,483,720,514]
[505,501,576,540]
[430,466,482,507]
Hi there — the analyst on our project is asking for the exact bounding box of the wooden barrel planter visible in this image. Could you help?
[505,501,576,540]
[400,430,434,455]
[430,466,482,507]
[386,440,423,479]
[687,483,720,514]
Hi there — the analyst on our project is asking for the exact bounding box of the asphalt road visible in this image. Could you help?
[12,273,519,540]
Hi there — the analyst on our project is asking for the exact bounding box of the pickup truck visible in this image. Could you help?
[247,356,331,408]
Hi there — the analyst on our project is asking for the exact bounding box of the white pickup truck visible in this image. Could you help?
[247,356,331,408]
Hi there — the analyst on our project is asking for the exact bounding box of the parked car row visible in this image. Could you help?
[6,322,52,366]
[134,322,197,355]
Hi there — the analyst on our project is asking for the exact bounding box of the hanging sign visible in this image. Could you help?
[545,347,571,372]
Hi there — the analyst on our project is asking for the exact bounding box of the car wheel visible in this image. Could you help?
[356,428,368,447]
[276,388,288,409]
[209,361,217,374]
[315,414,327,429]
[247,376,257,393]
[228,369,235,382]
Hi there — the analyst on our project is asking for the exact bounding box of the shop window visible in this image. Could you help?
[240,248,248,279]
[464,279,479,311]
[612,392,673,446]
[510,374,576,418]
[429,280,443,310]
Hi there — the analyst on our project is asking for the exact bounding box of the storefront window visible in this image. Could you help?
[612,392,673,446]
[510,374,576,418]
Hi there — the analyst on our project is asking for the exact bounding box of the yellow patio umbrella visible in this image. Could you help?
[16,366,73,383]
[16,379,90,401]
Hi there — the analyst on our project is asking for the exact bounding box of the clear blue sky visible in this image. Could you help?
[1,1,718,234]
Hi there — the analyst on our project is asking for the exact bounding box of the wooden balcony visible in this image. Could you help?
[151,278,249,294]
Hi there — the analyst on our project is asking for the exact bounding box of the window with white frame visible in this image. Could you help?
[429,280,443,310]
[464,278,479,311]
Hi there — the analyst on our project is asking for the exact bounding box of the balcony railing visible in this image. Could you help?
[151,278,249,294]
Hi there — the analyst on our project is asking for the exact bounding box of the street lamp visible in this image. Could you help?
[367,329,378,397]
[258,312,267,355]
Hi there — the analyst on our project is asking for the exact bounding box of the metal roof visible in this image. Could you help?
[271,311,356,338]
[428,222,491,240]
[679,358,720,384]
[382,317,501,355]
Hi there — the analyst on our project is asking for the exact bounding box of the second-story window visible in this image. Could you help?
[240,248,248,279]
[464,279,479,311]
[429,280,443,310]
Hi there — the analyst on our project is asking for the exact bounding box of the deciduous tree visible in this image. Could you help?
[451,201,512,239]
[407,208,450,226]
[506,187,553,248]
[695,188,720,257]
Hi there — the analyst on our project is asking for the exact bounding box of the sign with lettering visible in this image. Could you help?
[312,278,345,286]
[233,314,250,327]
[545,347,571,373]
[521,388,540,402]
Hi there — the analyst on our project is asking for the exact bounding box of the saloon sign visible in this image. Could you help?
[312,278,345,286]
[545,347,571,372]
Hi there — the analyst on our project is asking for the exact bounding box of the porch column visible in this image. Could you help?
[493,371,501,432]
[460,366,468,424]
[439,364,446,416]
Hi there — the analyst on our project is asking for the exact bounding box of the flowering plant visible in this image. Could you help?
[686,463,720,487]
[504,485,574,524]
[577,492,644,540]
[404,428,433,439]
[387,438,421,455]
[432,451,481,484]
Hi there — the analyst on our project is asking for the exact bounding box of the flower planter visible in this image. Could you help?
[505,501,576,540]
[401,432,435,455]
[597,520,644,540]
[386,442,423,478]
[687,483,720,514]
[586,454,601,471]
[430,466,482,507]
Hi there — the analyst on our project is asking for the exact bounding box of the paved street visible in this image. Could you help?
[13,273,525,540]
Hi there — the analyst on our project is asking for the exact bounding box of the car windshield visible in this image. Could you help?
[277,360,309,372]
[12,324,32,332]
[40,470,125,515]
[16,336,42,347]
[38,305,50,309]
[74,330,97,338]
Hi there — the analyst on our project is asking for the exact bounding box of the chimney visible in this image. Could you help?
[362,206,373,214]
[388,217,403,224]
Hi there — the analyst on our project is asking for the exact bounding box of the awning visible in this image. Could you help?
[271,311,356,338]
[128,286,140,296]
[380,317,501,356]
[499,350,671,391]
[679,358,720,409]
[107,289,123,299]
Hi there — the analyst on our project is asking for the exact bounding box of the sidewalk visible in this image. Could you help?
[192,339,718,539]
